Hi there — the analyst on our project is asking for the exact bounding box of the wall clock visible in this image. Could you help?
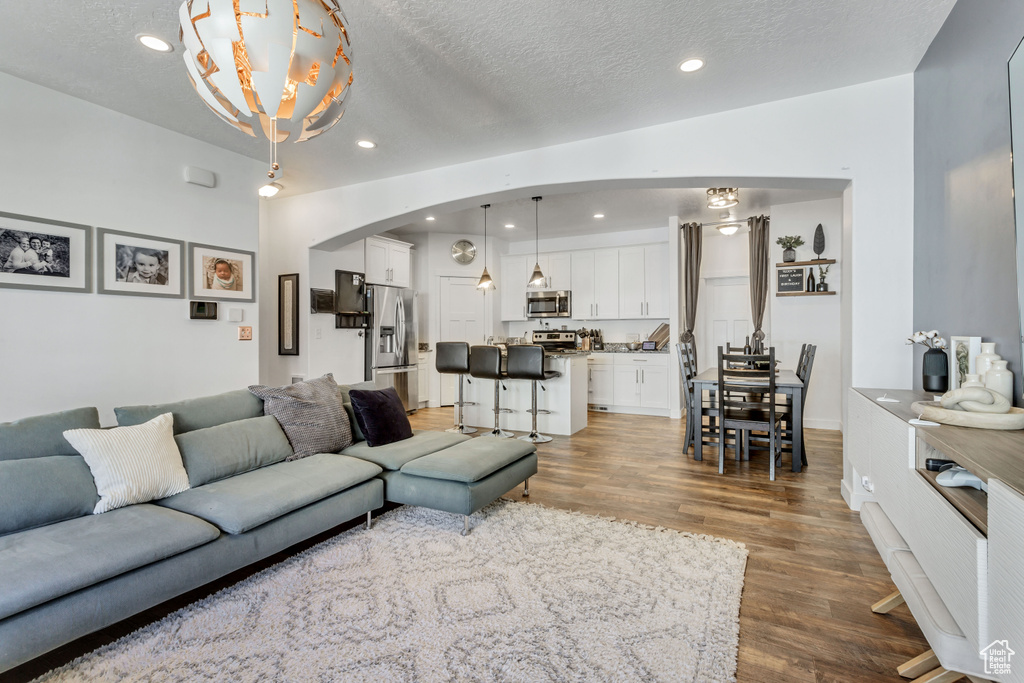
[451,239,477,264]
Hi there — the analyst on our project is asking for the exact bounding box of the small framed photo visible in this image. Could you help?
[97,228,184,298]
[0,211,92,293]
[279,273,299,356]
[188,243,256,302]
[949,336,982,388]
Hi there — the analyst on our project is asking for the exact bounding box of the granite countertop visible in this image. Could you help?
[589,343,670,354]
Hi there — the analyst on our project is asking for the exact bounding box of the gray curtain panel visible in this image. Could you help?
[747,215,770,350]
[680,222,702,344]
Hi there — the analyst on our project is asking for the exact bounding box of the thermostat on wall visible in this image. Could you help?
[189,301,218,320]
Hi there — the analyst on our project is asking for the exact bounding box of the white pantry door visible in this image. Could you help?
[439,277,487,406]
[700,276,763,371]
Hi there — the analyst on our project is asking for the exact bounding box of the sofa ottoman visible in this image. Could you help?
[381,438,538,534]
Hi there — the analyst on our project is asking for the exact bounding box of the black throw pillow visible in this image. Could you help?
[348,387,414,447]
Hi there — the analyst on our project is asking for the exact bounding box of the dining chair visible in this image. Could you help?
[784,343,816,466]
[716,346,783,481]
[676,343,697,455]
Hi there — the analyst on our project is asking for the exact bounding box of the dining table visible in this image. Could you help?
[691,367,806,472]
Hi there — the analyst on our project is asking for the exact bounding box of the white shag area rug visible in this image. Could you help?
[37,500,748,683]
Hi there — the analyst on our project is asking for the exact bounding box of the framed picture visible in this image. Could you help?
[0,211,91,293]
[949,336,982,389]
[188,243,256,302]
[279,273,299,355]
[96,228,184,298]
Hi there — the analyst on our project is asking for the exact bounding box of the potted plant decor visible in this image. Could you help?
[816,264,830,291]
[776,235,804,263]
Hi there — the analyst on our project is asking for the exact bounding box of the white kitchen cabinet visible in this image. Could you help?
[638,363,669,409]
[365,236,412,287]
[587,356,615,405]
[500,254,528,321]
[643,245,668,318]
[618,245,667,319]
[526,252,570,291]
[417,351,431,406]
[612,366,642,407]
[572,249,619,319]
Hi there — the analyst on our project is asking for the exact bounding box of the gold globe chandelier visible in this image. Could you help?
[179,0,354,181]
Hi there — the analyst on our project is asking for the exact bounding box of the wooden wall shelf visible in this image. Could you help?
[776,291,837,297]
[775,258,837,268]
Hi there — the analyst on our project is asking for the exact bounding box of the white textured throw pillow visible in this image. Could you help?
[64,412,190,514]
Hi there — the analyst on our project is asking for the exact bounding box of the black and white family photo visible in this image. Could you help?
[0,230,70,278]
[115,243,169,286]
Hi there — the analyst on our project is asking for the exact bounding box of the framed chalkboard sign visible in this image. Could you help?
[777,267,804,293]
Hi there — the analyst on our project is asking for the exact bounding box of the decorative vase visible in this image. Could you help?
[783,248,796,262]
[962,373,985,389]
[806,269,816,292]
[985,360,1014,401]
[922,347,949,393]
[976,342,1001,377]
[816,281,828,292]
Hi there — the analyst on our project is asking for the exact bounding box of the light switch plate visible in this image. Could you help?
[238,326,253,341]
[228,308,243,322]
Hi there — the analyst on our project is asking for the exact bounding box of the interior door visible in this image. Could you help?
[439,276,487,406]
[700,276,756,371]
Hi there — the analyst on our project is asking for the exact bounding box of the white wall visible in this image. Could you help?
[260,75,916,407]
[0,73,264,425]
[768,198,844,430]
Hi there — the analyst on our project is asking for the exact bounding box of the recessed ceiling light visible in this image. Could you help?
[137,34,173,53]
[679,58,704,73]
[593,213,605,219]
[425,216,435,221]
[504,224,515,229]
[258,182,282,198]
[356,140,376,149]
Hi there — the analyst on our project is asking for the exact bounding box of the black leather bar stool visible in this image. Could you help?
[435,342,476,434]
[469,345,514,438]
[506,344,561,444]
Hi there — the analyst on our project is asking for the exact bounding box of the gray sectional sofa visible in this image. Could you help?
[0,383,537,672]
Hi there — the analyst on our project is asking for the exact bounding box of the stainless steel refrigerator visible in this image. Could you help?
[366,285,419,412]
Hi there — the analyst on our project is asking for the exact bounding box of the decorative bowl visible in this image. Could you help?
[626,342,642,351]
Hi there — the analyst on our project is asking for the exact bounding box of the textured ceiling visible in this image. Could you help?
[0,0,954,197]
[390,185,844,241]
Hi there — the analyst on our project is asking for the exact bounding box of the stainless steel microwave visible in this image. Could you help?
[526,290,571,318]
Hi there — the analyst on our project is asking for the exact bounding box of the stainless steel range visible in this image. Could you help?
[531,330,578,352]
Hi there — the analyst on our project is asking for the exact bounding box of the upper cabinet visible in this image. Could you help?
[571,249,619,319]
[618,245,667,319]
[365,236,411,287]
[500,243,667,322]
[500,254,528,321]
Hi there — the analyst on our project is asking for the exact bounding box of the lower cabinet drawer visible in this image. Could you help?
[896,470,988,650]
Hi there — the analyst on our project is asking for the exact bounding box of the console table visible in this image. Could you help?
[846,388,1024,682]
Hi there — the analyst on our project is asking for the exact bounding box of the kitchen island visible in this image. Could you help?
[461,351,589,436]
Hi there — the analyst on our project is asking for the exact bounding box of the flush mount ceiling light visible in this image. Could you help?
[425,216,435,221]
[137,34,173,52]
[477,204,494,290]
[529,197,546,287]
[356,139,376,149]
[707,188,739,209]
[259,182,283,198]
[679,58,705,73]
[593,213,605,219]
[505,223,515,229]
[179,0,354,181]
[717,222,743,236]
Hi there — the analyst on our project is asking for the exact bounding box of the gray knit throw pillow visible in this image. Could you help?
[248,374,353,459]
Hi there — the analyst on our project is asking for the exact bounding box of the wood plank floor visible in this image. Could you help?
[5,409,939,683]
[409,409,936,683]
